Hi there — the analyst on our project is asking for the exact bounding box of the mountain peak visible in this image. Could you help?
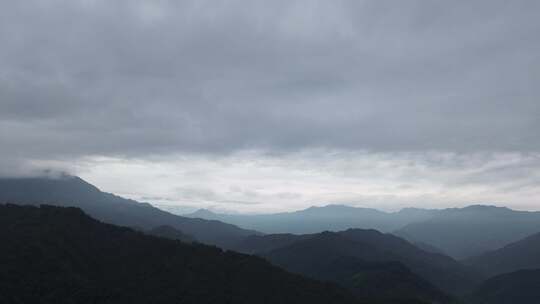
[190,208,217,217]
[462,204,509,211]
[305,204,354,211]
[447,205,514,214]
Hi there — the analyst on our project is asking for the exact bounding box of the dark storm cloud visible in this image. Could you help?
[1,0,539,172]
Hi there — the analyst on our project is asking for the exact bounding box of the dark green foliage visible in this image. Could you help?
[0,204,359,304]
[0,176,259,248]
[467,269,540,304]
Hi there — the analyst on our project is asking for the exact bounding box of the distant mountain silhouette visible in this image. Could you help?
[465,231,540,277]
[147,225,195,243]
[467,269,540,304]
[0,175,259,248]
[186,204,540,259]
[185,204,436,234]
[236,229,479,297]
[0,204,358,304]
[396,205,540,259]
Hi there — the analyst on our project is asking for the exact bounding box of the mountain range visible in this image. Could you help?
[185,204,540,259]
[3,175,540,303]
[396,205,540,259]
[185,205,435,234]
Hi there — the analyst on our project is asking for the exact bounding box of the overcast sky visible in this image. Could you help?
[1,0,539,213]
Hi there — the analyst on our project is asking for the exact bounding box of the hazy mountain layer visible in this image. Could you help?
[185,204,540,260]
[465,231,540,277]
[0,176,259,248]
[185,205,436,234]
[396,205,540,259]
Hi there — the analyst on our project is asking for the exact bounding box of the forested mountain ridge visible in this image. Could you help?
[0,204,360,304]
[465,231,540,277]
[235,229,479,298]
[260,231,456,304]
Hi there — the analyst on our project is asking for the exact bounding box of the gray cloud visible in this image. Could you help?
[1,0,539,169]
